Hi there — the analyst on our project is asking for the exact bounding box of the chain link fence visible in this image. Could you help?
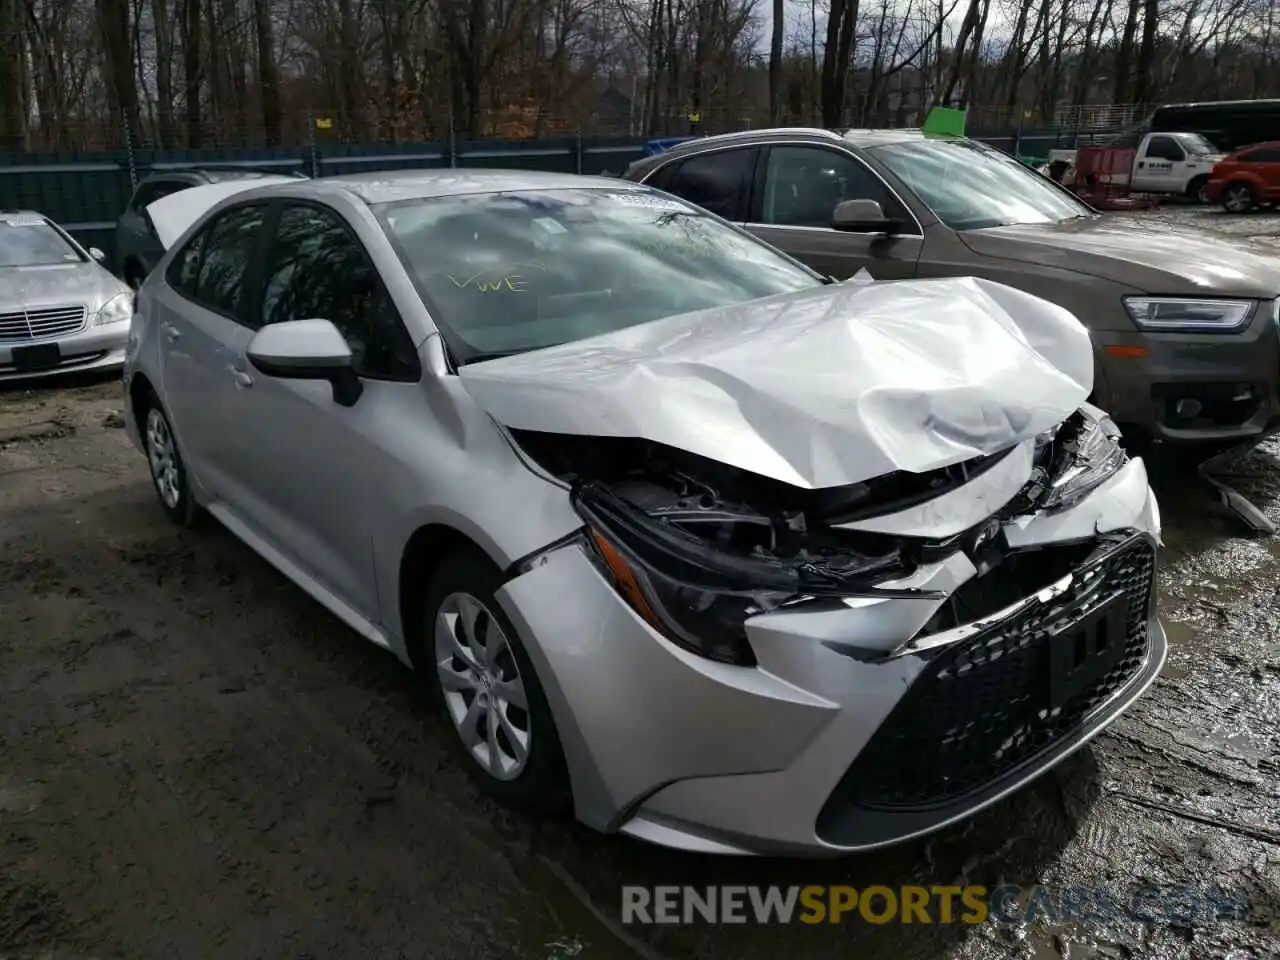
[0,101,1129,260]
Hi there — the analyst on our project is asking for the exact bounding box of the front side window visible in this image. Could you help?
[192,204,267,318]
[376,187,819,363]
[761,146,909,229]
[659,149,755,220]
[259,204,419,380]
[1146,136,1185,162]
[871,139,1093,230]
[0,214,85,267]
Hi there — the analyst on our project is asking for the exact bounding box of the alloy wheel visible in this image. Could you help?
[145,407,181,510]
[1224,184,1253,213]
[434,591,532,781]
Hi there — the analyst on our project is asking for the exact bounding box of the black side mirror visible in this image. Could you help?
[832,199,899,234]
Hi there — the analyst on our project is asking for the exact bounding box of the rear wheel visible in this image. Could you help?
[1222,182,1256,213]
[139,391,202,527]
[422,547,569,814]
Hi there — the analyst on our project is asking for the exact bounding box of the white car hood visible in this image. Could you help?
[147,177,300,249]
[459,276,1095,489]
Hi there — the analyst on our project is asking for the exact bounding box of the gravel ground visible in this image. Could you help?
[1,206,1278,960]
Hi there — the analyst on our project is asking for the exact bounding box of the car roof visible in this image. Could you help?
[217,169,649,205]
[629,126,952,170]
[0,209,48,219]
[142,167,306,185]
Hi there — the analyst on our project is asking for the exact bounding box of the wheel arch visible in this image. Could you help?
[398,523,499,669]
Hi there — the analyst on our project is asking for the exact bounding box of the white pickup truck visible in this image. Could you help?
[1045,131,1225,201]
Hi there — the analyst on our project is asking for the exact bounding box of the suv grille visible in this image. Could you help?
[0,305,88,343]
[830,535,1155,812]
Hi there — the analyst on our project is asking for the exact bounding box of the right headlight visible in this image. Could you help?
[1036,406,1128,511]
[1123,296,1255,333]
[570,482,907,667]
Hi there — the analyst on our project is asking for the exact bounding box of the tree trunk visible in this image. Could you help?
[253,0,281,144]
[97,0,141,150]
[768,0,783,123]
[1114,0,1140,104]
[1134,0,1159,107]
[0,0,24,151]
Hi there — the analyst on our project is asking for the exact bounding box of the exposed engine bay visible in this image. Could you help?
[510,406,1132,663]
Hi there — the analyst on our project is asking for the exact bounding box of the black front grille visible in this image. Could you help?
[833,535,1155,812]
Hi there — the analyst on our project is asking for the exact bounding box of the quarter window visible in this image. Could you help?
[659,149,755,220]
[259,204,420,380]
[761,146,910,229]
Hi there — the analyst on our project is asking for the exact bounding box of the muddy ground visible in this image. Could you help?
[2,206,1279,960]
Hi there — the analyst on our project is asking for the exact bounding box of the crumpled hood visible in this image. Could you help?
[0,261,129,309]
[459,276,1094,489]
[147,177,300,249]
[960,217,1280,297]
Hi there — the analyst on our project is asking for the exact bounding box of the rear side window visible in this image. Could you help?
[660,148,756,220]
[167,204,267,321]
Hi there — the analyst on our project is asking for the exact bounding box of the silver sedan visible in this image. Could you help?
[122,170,1165,856]
[0,211,133,381]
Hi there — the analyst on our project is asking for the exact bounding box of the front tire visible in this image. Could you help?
[1222,182,1256,213]
[422,547,569,814]
[1186,175,1210,204]
[140,392,201,527]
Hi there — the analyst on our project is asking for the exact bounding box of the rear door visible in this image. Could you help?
[1247,146,1280,192]
[156,202,270,500]
[652,147,758,223]
[747,144,923,280]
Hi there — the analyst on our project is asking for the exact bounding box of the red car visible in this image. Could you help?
[1206,142,1280,212]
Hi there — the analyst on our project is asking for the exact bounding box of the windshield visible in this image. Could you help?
[871,139,1093,230]
[376,188,821,362]
[1174,133,1218,155]
[0,215,85,267]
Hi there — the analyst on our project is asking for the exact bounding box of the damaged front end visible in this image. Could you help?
[512,404,1146,668]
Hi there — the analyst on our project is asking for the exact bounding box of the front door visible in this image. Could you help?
[1133,136,1185,193]
[746,145,923,281]
[222,202,423,621]
[157,202,269,500]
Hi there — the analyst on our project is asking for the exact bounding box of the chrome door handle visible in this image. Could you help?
[229,367,254,388]
[161,323,181,341]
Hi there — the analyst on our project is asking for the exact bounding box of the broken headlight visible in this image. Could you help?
[583,524,788,666]
[1038,406,1128,511]
[571,482,906,667]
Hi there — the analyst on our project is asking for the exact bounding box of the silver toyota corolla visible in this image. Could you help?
[0,211,133,381]
[122,170,1166,856]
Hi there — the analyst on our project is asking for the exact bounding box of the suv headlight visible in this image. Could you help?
[1123,296,1255,333]
[93,292,133,326]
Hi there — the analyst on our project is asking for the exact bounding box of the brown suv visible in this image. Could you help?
[624,127,1280,446]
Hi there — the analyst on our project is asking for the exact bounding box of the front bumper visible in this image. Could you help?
[0,324,130,383]
[496,458,1164,856]
[1092,302,1280,443]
